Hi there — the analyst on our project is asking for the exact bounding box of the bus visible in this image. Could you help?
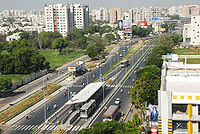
[120,59,129,68]
[80,100,96,118]
[103,105,119,122]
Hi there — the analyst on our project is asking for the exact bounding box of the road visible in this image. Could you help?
[5,41,137,134]
[66,41,152,133]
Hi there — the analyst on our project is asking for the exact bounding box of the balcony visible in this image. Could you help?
[172,113,189,121]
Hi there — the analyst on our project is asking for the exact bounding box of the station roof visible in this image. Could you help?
[66,82,105,105]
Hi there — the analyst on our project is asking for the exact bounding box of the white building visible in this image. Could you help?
[168,6,182,16]
[0,11,3,20]
[183,15,200,46]
[21,26,44,33]
[6,32,21,42]
[72,4,89,29]
[44,4,71,36]
[44,4,89,36]
[159,55,200,134]
[122,11,131,20]
[130,7,162,25]
[91,8,109,22]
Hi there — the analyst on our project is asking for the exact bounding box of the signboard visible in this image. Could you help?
[125,28,132,33]
[152,18,163,22]
[138,21,148,28]
[118,20,123,30]
[123,20,132,29]
[68,67,76,72]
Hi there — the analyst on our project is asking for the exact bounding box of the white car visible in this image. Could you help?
[123,49,125,52]
[120,54,123,57]
[115,98,120,105]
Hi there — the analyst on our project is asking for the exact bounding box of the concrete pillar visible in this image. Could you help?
[192,122,198,134]
[192,105,198,116]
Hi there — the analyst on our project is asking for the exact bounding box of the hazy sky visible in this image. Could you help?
[0,0,200,10]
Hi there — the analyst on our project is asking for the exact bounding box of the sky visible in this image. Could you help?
[0,0,200,10]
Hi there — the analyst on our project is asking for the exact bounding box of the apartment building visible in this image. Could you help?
[44,4,89,36]
[183,15,200,46]
[109,7,122,24]
[129,7,162,25]
[91,7,109,22]
[168,6,182,16]
[159,55,200,134]
[181,5,200,17]
[71,4,89,29]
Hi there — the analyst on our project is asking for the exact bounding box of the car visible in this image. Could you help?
[123,49,125,52]
[96,65,99,68]
[120,54,123,57]
[115,98,120,105]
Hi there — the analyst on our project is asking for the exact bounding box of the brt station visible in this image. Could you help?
[66,82,105,118]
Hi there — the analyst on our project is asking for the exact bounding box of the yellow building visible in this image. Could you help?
[109,7,122,24]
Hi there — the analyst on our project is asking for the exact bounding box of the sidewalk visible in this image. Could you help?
[0,55,88,113]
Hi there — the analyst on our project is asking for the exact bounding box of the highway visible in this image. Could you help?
[6,41,136,134]
[66,41,152,133]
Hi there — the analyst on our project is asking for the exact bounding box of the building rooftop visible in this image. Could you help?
[161,55,200,93]
[66,82,105,105]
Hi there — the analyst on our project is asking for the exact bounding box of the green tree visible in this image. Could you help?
[0,77,12,93]
[105,33,115,44]
[161,23,169,33]
[169,23,177,30]
[78,121,140,134]
[51,37,68,54]
[99,25,112,36]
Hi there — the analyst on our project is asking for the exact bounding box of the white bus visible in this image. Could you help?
[80,100,96,118]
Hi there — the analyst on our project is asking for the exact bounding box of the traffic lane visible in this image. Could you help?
[91,47,151,123]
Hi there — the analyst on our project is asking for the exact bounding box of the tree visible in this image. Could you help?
[67,28,85,50]
[105,33,115,44]
[20,31,30,40]
[99,25,112,36]
[168,14,180,20]
[132,26,151,38]
[161,23,169,33]
[78,121,140,134]
[0,77,12,93]
[51,37,68,54]
[37,31,62,49]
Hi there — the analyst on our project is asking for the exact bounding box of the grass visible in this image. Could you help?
[173,48,200,55]
[40,49,84,68]
[0,83,61,123]
[179,58,200,64]
[0,74,32,83]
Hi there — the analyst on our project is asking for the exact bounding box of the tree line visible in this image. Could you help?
[129,33,182,123]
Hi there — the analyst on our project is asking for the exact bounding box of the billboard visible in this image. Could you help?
[152,18,163,22]
[68,67,76,72]
[118,20,123,30]
[125,28,132,33]
[123,20,132,29]
[138,21,148,28]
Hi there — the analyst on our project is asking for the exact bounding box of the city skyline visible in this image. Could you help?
[1,0,200,10]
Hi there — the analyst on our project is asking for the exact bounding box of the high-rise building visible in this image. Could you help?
[91,7,109,22]
[181,5,200,17]
[122,11,131,20]
[44,4,89,36]
[0,11,3,20]
[159,55,200,133]
[44,4,71,36]
[168,6,182,16]
[71,4,89,29]
[130,7,162,25]
[109,7,122,24]
[183,15,200,46]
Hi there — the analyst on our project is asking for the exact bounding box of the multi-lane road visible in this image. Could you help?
[6,41,139,134]
[66,41,152,134]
